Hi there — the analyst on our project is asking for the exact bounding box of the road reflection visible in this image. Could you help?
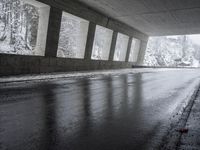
[0,74,163,150]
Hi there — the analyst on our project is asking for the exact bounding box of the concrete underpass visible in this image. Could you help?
[1,0,200,150]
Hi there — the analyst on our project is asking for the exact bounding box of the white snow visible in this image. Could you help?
[57,12,89,59]
[0,0,49,56]
[144,35,200,67]
[114,33,129,61]
[91,25,113,60]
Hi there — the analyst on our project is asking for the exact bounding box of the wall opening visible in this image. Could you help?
[91,25,113,60]
[113,33,129,61]
[0,0,50,56]
[129,38,141,62]
[144,35,200,67]
[57,11,89,59]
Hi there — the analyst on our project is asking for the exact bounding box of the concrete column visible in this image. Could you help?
[136,41,148,65]
[84,22,96,60]
[109,31,118,61]
[45,7,62,57]
[125,37,133,62]
[35,6,50,56]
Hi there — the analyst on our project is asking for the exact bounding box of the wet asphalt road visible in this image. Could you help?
[0,69,200,150]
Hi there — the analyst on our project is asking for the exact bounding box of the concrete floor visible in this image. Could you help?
[1,69,200,150]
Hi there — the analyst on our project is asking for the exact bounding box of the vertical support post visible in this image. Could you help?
[45,7,62,57]
[136,41,148,65]
[109,31,118,61]
[84,22,96,60]
[33,4,50,56]
[125,37,133,62]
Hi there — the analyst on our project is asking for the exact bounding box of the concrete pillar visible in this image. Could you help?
[109,31,118,61]
[35,6,50,56]
[45,7,62,57]
[84,22,96,60]
[125,37,133,62]
[136,41,148,65]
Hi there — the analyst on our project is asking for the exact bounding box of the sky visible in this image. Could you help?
[165,34,200,46]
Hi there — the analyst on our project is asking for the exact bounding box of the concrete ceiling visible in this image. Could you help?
[76,0,200,36]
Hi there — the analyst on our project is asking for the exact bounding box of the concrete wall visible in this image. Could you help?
[0,54,134,76]
[0,0,149,76]
[137,41,148,65]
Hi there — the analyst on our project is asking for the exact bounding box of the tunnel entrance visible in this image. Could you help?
[144,35,200,68]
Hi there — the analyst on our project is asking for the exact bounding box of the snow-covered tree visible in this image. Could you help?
[0,0,39,55]
[58,17,79,58]
[57,12,89,59]
[144,35,200,67]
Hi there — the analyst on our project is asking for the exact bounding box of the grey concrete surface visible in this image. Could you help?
[125,37,132,62]
[109,31,118,61]
[1,69,200,150]
[45,7,62,57]
[38,0,148,41]
[137,41,148,65]
[0,0,149,76]
[0,54,134,76]
[178,88,200,150]
[76,0,200,36]
[84,22,96,60]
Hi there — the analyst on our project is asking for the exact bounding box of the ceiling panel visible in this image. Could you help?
[76,0,200,35]
[173,8,200,23]
[162,0,200,10]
